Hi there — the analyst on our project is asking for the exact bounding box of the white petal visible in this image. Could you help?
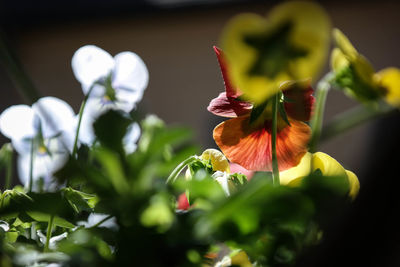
[11,138,32,155]
[112,52,149,94]
[72,45,114,89]
[123,123,141,154]
[212,171,231,196]
[17,139,69,190]
[115,89,143,112]
[32,97,76,139]
[0,105,36,140]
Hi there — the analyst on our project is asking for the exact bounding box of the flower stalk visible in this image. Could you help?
[72,85,95,158]
[321,101,395,142]
[166,156,197,184]
[309,72,334,152]
[271,93,280,186]
[44,214,54,252]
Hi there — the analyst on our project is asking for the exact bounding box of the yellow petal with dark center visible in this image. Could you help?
[376,67,400,107]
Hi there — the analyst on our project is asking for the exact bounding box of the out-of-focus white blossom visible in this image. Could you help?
[72,45,148,151]
[0,97,75,190]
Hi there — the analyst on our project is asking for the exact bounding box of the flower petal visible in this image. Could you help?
[200,148,230,173]
[32,97,76,139]
[282,80,315,122]
[72,45,114,90]
[112,51,149,94]
[221,1,331,104]
[0,105,36,141]
[280,152,312,186]
[213,115,310,171]
[376,67,400,108]
[230,163,254,180]
[207,92,252,118]
[213,46,240,97]
[123,122,141,154]
[177,193,190,210]
[311,152,347,178]
[345,170,360,200]
[115,89,142,112]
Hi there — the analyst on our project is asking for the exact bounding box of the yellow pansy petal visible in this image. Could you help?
[268,1,331,80]
[220,1,331,104]
[221,13,285,104]
[200,149,230,173]
[333,28,358,59]
[312,152,347,178]
[333,28,376,86]
[345,170,360,200]
[376,67,400,107]
[280,152,312,186]
[331,48,349,73]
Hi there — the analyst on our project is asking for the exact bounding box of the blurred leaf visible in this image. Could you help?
[93,109,132,152]
[26,212,74,228]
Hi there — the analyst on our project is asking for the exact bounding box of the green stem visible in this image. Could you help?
[321,102,395,142]
[0,31,40,104]
[309,73,333,152]
[72,85,95,158]
[89,215,114,229]
[44,215,55,252]
[28,139,35,193]
[166,156,197,184]
[5,148,13,190]
[271,94,280,186]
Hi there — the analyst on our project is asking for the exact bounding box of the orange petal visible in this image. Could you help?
[213,115,310,171]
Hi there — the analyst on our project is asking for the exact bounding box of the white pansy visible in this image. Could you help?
[214,256,232,267]
[0,97,76,190]
[72,45,148,113]
[72,45,148,150]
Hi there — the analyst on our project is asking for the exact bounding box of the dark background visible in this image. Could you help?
[1,0,400,266]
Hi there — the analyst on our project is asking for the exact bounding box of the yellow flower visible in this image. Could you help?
[280,152,360,199]
[200,149,230,173]
[331,29,400,107]
[220,1,331,104]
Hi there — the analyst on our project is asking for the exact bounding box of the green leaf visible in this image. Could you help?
[26,211,75,228]
[62,187,97,213]
[250,99,269,124]
[93,109,132,152]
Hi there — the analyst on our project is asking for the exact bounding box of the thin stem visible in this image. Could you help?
[309,73,334,152]
[44,215,55,252]
[0,31,40,104]
[321,102,395,142]
[5,147,13,189]
[28,139,34,192]
[166,156,197,184]
[72,85,95,158]
[271,93,280,186]
[89,215,114,229]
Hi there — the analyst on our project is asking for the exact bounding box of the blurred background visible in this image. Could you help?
[1,0,400,266]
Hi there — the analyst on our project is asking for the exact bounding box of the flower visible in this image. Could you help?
[72,45,148,148]
[37,230,68,249]
[280,152,360,199]
[331,29,400,107]
[220,1,330,104]
[0,97,76,190]
[209,47,314,171]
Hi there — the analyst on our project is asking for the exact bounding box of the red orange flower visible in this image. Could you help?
[208,47,314,172]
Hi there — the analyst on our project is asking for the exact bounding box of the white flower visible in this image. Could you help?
[212,171,234,196]
[214,256,232,267]
[71,45,148,150]
[0,97,76,190]
[77,213,118,230]
[0,220,10,232]
[37,230,68,249]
